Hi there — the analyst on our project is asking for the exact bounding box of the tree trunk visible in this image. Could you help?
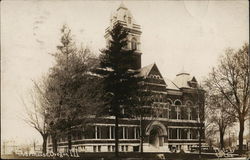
[52,134,57,153]
[238,117,245,154]
[115,115,119,158]
[140,115,143,153]
[68,128,72,155]
[219,131,224,149]
[42,134,48,154]
[199,127,201,157]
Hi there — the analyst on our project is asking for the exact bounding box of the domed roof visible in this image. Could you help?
[173,72,197,89]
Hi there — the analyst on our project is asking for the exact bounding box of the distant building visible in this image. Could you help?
[47,3,205,153]
[237,139,250,151]
[1,140,18,155]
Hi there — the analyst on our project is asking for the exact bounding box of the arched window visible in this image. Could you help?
[185,100,193,106]
[166,99,173,106]
[131,38,137,50]
[174,100,182,119]
[174,100,182,106]
[185,101,193,120]
[128,17,131,24]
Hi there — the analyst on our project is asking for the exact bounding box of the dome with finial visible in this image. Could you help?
[176,66,190,76]
[173,68,198,88]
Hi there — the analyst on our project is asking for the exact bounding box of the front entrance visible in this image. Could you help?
[144,121,168,152]
[149,126,163,147]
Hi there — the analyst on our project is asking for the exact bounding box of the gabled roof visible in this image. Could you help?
[137,64,199,90]
[137,63,155,78]
[164,78,180,90]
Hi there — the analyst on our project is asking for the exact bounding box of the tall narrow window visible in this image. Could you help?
[101,126,109,139]
[170,106,177,119]
[124,127,129,139]
[169,128,177,139]
[177,107,181,119]
[128,127,134,139]
[111,126,115,139]
[128,17,131,24]
[175,100,182,119]
[186,101,193,120]
[131,38,137,50]
[187,107,191,120]
[118,127,123,139]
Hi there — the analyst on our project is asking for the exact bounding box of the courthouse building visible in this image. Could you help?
[47,3,205,153]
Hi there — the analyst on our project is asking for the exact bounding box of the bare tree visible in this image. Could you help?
[23,79,49,154]
[205,43,249,153]
[205,94,236,149]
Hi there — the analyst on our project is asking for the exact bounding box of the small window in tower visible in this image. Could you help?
[128,17,131,24]
[131,38,137,50]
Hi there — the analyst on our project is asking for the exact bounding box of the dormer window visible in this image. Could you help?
[188,81,197,88]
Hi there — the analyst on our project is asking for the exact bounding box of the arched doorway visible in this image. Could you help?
[149,126,163,147]
[145,121,168,149]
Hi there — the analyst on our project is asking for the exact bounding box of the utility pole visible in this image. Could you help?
[198,117,201,159]
[196,87,202,159]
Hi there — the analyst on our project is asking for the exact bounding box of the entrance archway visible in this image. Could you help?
[149,126,163,147]
[145,121,167,148]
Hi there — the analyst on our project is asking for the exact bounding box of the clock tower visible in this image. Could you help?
[104,2,142,70]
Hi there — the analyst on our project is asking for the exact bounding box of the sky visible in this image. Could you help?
[1,0,249,145]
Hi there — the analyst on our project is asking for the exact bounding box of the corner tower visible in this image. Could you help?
[105,2,142,69]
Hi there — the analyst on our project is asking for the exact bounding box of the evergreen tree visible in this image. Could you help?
[99,23,139,158]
